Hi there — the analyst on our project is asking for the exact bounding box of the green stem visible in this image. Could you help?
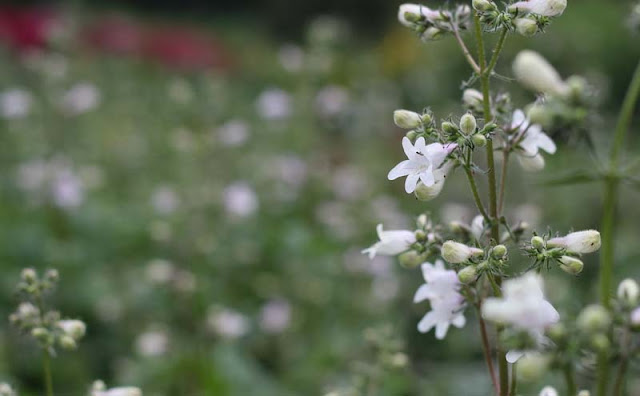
[486,28,508,78]
[509,363,517,396]
[498,151,509,216]
[563,363,577,396]
[464,166,490,222]
[612,356,629,396]
[43,350,54,396]
[596,56,640,396]
[476,303,500,395]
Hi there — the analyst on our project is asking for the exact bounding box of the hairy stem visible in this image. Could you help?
[597,57,640,396]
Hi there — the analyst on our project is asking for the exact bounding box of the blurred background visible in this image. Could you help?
[0,0,639,395]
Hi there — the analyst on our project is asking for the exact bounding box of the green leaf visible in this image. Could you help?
[541,170,601,186]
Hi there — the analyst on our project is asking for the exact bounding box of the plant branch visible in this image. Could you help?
[498,151,510,215]
[486,28,509,78]
[464,165,490,222]
[475,303,499,395]
[452,23,481,74]
[509,362,517,396]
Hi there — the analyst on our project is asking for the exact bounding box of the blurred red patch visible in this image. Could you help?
[0,6,59,50]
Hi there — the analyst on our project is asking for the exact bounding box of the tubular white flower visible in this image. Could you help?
[397,4,441,27]
[362,224,416,259]
[509,0,567,17]
[393,109,422,129]
[517,152,546,171]
[471,215,485,241]
[388,137,456,194]
[513,50,569,97]
[57,319,86,340]
[441,241,483,264]
[413,260,466,339]
[482,273,559,362]
[414,162,454,201]
[547,230,601,254]
[511,110,556,172]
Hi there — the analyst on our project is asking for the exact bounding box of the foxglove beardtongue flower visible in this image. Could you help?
[482,273,559,362]
[413,260,466,339]
[509,0,567,17]
[57,319,86,340]
[413,161,455,201]
[441,241,483,264]
[397,4,441,27]
[513,50,569,97]
[547,230,601,254]
[511,110,556,171]
[362,224,416,259]
[387,137,456,193]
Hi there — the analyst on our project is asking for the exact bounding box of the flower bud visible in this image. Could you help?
[441,121,458,135]
[394,110,422,129]
[441,241,483,264]
[31,327,49,342]
[59,334,77,350]
[517,353,550,382]
[566,75,588,99]
[513,50,569,97]
[617,279,639,306]
[558,256,584,275]
[21,268,37,283]
[462,89,484,109]
[459,113,477,135]
[417,214,428,228]
[526,103,553,128]
[547,230,601,254]
[577,305,611,333]
[421,113,432,125]
[421,27,444,42]
[57,319,86,340]
[531,236,545,251]
[414,230,427,242]
[590,333,610,352]
[471,134,487,147]
[577,391,591,396]
[458,266,478,284]
[509,0,567,17]
[405,130,419,140]
[546,323,566,343]
[414,179,445,201]
[398,251,424,269]
[491,244,507,259]
[45,269,59,283]
[515,18,538,36]
[472,0,494,12]
[539,386,558,396]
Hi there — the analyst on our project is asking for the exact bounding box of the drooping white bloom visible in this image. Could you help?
[388,137,455,193]
[482,273,559,362]
[135,329,169,357]
[61,82,101,115]
[510,0,567,17]
[547,230,601,254]
[441,241,483,264]
[513,50,569,97]
[539,386,559,396]
[0,88,32,119]
[57,319,86,340]
[256,88,292,120]
[90,381,142,396]
[413,260,466,339]
[397,4,442,27]
[259,299,292,334]
[510,110,556,172]
[362,224,416,259]
[223,182,259,218]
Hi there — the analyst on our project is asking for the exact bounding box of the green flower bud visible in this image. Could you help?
[421,27,445,42]
[459,113,477,135]
[617,278,639,307]
[458,266,478,284]
[421,113,432,125]
[526,104,553,128]
[491,244,508,259]
[417,214,428,229]
[472,0,494,12]
[31,327,49,342]
[394,110,422,129]
[59,335,77,350]
[577,305,611,333]
[472,134,487,147]
[414,230,427,242]
[546,323,566,343]
[405,130,419,140]
[45,269,59,283]
[441,241,483,264]
[558,256,584,275]
[531,236,545,251]
[21,268,37,283]
[398,251,424,269]
[414,180,445,201]
[517,353,550,382]
[590,333,610,352]
[566,75,588,99]
[441,121,458,135]
[514,18,538,37]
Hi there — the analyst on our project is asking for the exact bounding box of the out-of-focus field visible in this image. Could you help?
[0,1,640,395]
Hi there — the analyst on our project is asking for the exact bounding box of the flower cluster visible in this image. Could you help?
[398,4,472,42]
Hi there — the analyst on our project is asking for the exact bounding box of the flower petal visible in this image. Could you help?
[405,173,419,193]
[387,160,411,180]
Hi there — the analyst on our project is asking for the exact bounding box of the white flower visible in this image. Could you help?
[413,162,453,201]
[631,307,640,327]
[216,120,250,147]
[471,215,485,241]
[513,50,569,97]
[413,260,466,339]
[617,279,639,306]
[547,230,601,254]
[256,88,292,120]
[57,319,86,340]
[91,381,142,396]
[0,382,16,396]
[1,88,32,119]
[397,4,442,27]
[539,386,558,396]
[510,110,556,171]
[151,186,180,215]
[441,241,483,264]
[61,82,101,115]
[259,299,292,334]
[362,224,416,259]
[518,152,546,171]
[207,307,250,339]
[223,182,259,218]
[316,85,349,117]
[509,0,567,17]
[278,44,304,73]
[135,329,169,357]
[387,137,455,194]
[482,273,559,362]
[462,88,484,109]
